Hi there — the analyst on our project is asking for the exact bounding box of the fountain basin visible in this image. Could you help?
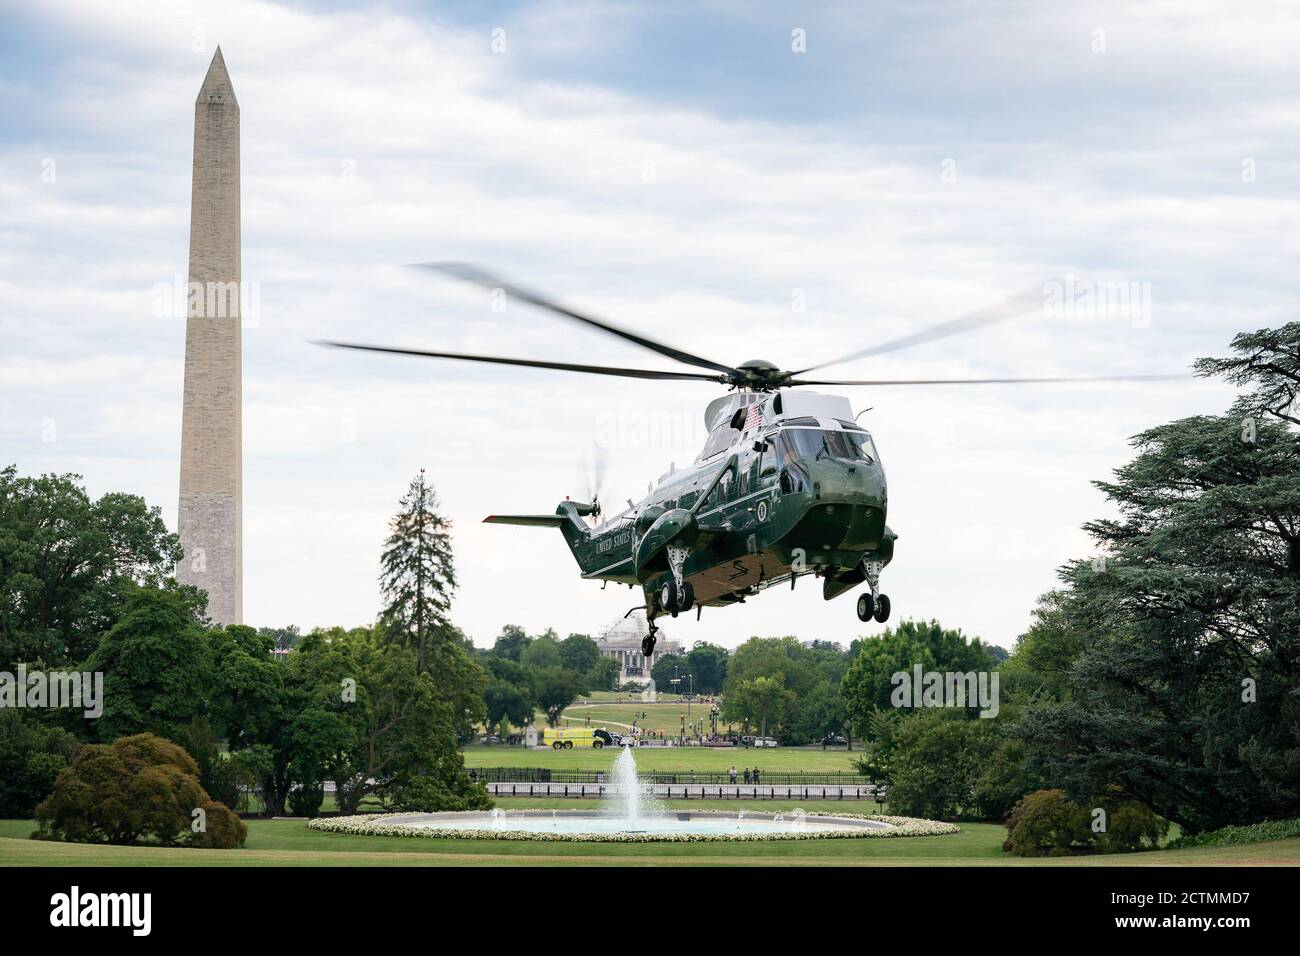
[309,810,959,843]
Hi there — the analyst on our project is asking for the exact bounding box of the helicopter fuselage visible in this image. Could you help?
[548,388,896,618]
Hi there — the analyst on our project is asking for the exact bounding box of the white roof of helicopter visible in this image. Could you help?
[703,388,855,431]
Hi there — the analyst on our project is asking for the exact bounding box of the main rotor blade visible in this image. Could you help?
[787,373,1190,386]
[315,341,726,382]
[788,286,1046,377]
[414,262,740,377]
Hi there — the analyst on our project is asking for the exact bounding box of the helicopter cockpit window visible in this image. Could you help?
[781,427,876,463]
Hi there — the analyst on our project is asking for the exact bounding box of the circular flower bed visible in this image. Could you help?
[308,810,959,843]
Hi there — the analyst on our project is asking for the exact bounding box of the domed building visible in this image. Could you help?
[595,611,682,683]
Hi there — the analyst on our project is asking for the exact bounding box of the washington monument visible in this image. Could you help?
[177,47,242,625]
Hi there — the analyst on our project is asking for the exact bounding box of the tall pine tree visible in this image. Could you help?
[379,470,455,673]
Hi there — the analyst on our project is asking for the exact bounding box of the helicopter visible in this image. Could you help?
[322,264,1182,658]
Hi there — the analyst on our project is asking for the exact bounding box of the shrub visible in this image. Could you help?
[287,779,325,818]
[1095,798,1169,853]
[1167,818,1300,850]
[33,733,244,848]
[191,800,248,848]
[385,773,493,813]
[1003,789,1092,856]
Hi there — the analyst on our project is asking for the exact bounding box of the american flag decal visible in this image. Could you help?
[743,402,763,431]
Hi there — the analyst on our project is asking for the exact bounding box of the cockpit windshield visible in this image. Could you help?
[781,427,877,463]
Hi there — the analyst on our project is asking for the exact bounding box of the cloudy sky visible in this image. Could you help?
[3,0,1296,651]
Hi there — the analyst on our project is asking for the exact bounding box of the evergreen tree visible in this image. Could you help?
[379,470,455,674]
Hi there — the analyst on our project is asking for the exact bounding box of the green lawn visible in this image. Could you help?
[3,814,1295,867]
[461,743,859,772]
[555,702,711,735]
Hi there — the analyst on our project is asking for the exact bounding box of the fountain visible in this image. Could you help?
[609,745,650,825]
[366,745,910,840]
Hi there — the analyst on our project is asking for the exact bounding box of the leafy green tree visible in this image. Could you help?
[650,652,686,691]
[305,628,484,815]
[559,633,600,674]
[379,469,455,674]
[521,633,562,671]
[535,668,581,726]
[684,642,729,694]
[786,681,849,746]
[484,678,534,739]
[491,624,530,661]
[1018,408,1300,833]
[586,655,621,692]
[875,711,999,819]
[841,620,996,735]
[35,733,245,848]
[423,634,488,744]
[724,674,795,740]
[207,625,282,750]
[0,710,79,816]
[84,585,211,743]
[0,466,184,668]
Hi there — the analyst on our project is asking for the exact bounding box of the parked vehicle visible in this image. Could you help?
[753,736,778,748]
[821,734,848,747]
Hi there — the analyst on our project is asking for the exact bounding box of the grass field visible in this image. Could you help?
[3,813,1295,867]
[461,743,859,772]
[554,702,714,735]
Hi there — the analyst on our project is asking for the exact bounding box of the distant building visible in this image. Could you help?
[595,611,681,683]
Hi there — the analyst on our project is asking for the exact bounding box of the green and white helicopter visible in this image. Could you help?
[323,265,1178,658]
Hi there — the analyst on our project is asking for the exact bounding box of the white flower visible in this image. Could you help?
[307,811,960,843]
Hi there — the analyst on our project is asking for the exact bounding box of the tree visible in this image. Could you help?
[0,710,79,817]
[724,675,795,740]
[559,633,601,674]
[650,652,686,691]
[535,668,581,726]
[484,679,533,739]
[34,733,245,848]
[207,624,283,750]
[379,469,455,674]
[586,655,621,692]
[0,466,184,668]
[841,620,996,735]
[684,642,729,694]
[1194,322,1300,427]
[521,633,562,671]
[83,585,212,744]
[491,625,530,661]
[1017,408,1300,832]
[276,627,485,816]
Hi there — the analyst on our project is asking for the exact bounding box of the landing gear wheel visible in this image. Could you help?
[641,634,657,657]
[680,582,695,612]
[856,592,875,622]
[873,594,891,623]
[660,580,679,617]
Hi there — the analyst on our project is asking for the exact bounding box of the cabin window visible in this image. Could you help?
[699,422,735,460]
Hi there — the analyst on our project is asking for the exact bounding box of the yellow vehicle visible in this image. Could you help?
[543,728,614,750]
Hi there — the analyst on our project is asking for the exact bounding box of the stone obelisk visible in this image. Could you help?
[177,47,242,624]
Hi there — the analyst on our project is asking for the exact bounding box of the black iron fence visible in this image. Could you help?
[469,767,875,786]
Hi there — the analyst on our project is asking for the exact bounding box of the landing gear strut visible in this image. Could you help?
[859,559,891,623]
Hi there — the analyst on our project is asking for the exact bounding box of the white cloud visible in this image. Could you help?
[2,0,1291,649]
